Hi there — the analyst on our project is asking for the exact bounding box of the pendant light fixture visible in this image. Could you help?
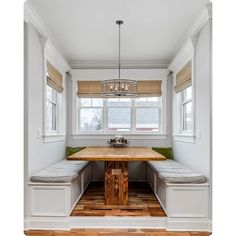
[101,20,137,97]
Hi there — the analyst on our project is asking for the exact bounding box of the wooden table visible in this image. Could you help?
[68,147,166,205]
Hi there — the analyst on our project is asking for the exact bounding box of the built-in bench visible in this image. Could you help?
[28,159,91,218]
[147,158,209,228]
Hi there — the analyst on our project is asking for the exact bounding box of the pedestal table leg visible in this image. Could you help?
[104,161,128,205]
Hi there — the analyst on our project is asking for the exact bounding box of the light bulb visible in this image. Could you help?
[110,84,113,91]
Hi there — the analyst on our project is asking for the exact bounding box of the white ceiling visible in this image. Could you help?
[28,0,209,67]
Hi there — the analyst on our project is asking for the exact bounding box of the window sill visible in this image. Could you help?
[172,133,195,143]
[43,133,66,143]
[71,133,168,140]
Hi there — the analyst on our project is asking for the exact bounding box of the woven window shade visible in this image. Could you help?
[47,62,64,93]
[137,80,162,97]
[77,80,162,98]
[77,81,102,98]
[175,61,192,93]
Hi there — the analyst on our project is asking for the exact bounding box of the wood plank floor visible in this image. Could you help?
[71,181,166,217]
[25,229,210,236]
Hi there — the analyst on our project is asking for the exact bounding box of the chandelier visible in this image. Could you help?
[101,20,137,97]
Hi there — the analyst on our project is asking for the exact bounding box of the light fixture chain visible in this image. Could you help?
[118,22,121,79]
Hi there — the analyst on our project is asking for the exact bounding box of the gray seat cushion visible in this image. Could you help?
[148,160,207,184]
[30,170,79,183]
[31,160,89,183]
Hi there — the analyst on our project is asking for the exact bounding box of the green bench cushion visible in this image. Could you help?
[66,146,86,158]
[152,147,173,159]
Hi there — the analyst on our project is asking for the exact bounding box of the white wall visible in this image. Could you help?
[172,21,212,178]
[25,23,67,177]
[66,71,172,180]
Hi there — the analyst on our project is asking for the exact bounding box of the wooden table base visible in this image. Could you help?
[105,161,128,205]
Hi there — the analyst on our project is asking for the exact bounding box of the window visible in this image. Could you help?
[78,98,103,132]
[77,97,162,134]
[180,86,192,132]
[107,98,131,132]
[46,85,58,132]
[135,97,161,132]
[44,59,66,142]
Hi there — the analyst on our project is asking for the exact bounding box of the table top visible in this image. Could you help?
[67,147,166,161]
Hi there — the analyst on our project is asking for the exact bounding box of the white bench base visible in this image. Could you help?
[28,164,91,218]
[24,164,211,232]
[147,165,211,231]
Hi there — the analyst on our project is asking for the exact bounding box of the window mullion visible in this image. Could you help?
[132,98,135,134]
[55,93,58,132]
[77,99,80,133]
[182,98,192,105]
[104,98,107,134]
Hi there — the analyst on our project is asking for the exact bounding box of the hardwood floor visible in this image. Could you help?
[71,181,166,217]
[25,229,210,236]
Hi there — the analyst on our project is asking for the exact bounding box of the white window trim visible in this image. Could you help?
[133,98,162,134]
[46,86,58,132]
[77,98,104,133]
[71,78,168,139]
[43,41,68,143]
[106,99,132,134]
[172,57,195,143]
[169,37,197,143]
[71,133,168,140]
[179,88,193,134]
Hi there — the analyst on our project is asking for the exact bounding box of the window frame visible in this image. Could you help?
[76,97,163,135]
[134,97,162,133]
[179,87,193,134]
[172,57,195,143]
[46,85,59,132]
[77,98,104,133]
[71,78,168,140]
[43,55,67,142]
[106,98,132,134]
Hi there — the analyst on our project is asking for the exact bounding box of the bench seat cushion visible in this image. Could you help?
[50,160,89,172]
[148,160,207,184]
[30,170,79,183]
[31,160,89,183]
[152,147,174,159]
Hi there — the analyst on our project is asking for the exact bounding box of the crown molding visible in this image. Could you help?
[70,68,169,81]
[45,41,71,73]
[168,39,194,73]
[24,1,71,64]
[69,60,169,69]
[168,2,212,62]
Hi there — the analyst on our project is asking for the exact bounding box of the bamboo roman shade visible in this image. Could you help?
[77,80,162,98]
[137,80,162,97]
[47,62,64,93]
[77,81,102,98]
[175,61,192,93]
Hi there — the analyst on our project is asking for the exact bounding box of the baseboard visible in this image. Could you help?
[24,218,70,230]
[167,218,212,232]
[24,216,211,232]
[70,216,167,229]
